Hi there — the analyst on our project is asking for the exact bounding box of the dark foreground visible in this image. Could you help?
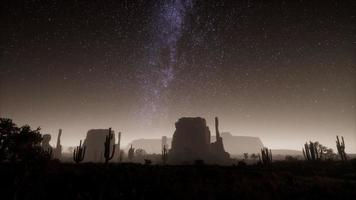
[1,161,356,200]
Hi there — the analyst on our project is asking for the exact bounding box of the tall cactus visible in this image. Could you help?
[73,140,85,163]
[302,141,322,161]
[260,147,272,165]
[118,150,124,162]
[161,136,168,164]
[128,144,135,161]
[104,128,116,164]
[117,132,121,162]
[336,136,347,161]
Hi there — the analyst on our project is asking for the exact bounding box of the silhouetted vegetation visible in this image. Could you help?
[104,128,115,164]
[128,144,135,161]
[1,118,356,199]
[0,118,51,164]
[73,140,86,164]
[336,135,347,161]
[117,131,122,162]
[303,141,322,161]
[162,144,168,164]
[285,155,298,161]
[302,141,339,161]
[259,147,272,165]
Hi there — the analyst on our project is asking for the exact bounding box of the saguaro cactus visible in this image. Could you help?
[73,140,86,163]
[128,144,135,161]
[302,141,322,161]
[161,136,168,164]
[260,147,272,165]
[117,132,121,162]
[104,128,116,164]
[118,150,124,162]
[336,136,347,161]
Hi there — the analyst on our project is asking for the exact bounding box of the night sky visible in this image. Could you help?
[1,0,355,152]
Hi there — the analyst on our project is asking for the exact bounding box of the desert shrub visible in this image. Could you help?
[285,155,298,161]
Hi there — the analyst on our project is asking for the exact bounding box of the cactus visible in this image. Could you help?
[258,153,262,163]
[260,147,272,165]
[162,144,168,164]
[336,136,347,161]
[161,136,168,164]
[104,128,116,164]
[128,144,135,161]
[117,132,121,162]
[302,141,322,161]
[118,150,124,162]
[73,140,85,163]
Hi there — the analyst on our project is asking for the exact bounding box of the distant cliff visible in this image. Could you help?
[126,132,264,155]
[213,132,264,155]
[271,149,303,156]
[127,138,169,154]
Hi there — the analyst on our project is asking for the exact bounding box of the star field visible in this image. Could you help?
[1,0,355,151]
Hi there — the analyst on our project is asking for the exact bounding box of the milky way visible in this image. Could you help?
[1,0,355,151]
[137,0,193,125]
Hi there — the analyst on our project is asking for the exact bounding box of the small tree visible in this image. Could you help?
[0,118,19,161]
[0,118,51,163]
[243,153,249,160]
[8,125,43,162]
[135,148,147,158]
[285,155,298,161]
[250,153,258,161]
[324,148,335,160]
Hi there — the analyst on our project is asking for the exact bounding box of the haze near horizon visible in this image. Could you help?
[1,0,355,152]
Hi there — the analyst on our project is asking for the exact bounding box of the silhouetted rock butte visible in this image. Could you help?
[84,129,115,162]
[169,117,229,164]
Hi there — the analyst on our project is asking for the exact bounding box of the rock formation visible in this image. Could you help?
[170,117,211,162]
[210,117,230,161]
[53,129,62,159]
[126,134,264,155]
[169,117,230,164]
[212,132,264,155]
[83,129,115,162]
[127,138,169,153]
